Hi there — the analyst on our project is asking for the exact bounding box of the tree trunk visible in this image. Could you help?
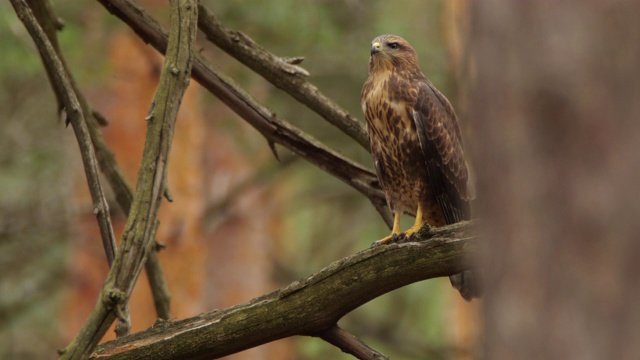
[470,1,640,359]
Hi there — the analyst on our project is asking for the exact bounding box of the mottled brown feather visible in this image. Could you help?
[361,35,480,300]
[361,34,470,225]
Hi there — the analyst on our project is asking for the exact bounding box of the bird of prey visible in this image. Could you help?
[361,34,480,300]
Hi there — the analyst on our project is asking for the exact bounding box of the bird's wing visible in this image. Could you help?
[412,81,470,223]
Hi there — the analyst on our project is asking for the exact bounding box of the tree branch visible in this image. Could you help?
[196,4,370,149]
[317,325,389,360]
[9,0,118,265]
[60,1,198,358]
[26,0,171,323]
[23,0,134,338]
[23,0,65,111]
[145,245,171,320]
[90,221,477,360]
[95,0,393,228]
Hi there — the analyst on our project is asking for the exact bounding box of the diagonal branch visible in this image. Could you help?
[318,325,390,360]
[60,1,198,358]
[23,0,65,112]
[9,0,118,266]
[191,58,391,226]
[196,4,370,149]
[95,0,393,227]
[90,221,477,360]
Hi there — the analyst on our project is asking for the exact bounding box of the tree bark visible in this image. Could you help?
[91,221,477,360]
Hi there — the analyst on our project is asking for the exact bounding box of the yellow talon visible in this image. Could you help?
[372,205,426,247]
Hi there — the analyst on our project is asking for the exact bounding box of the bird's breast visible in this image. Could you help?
[362,76,429,214]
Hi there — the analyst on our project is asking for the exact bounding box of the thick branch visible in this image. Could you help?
[95,0,392,227]
[196,4,370,149]
[60,1,198,358]
[91,221,477,360]
[10,0,118,265]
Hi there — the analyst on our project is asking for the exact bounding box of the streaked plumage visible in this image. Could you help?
[361,35,480,300]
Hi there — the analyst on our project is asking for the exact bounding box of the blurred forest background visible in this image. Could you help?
[5,0,639,359]
[0,1,478,359]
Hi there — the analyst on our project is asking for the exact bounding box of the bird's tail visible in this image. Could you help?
[449,270,483,301]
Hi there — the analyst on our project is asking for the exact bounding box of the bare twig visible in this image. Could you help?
[145,223,171,320]
[60,1,198,358]
[318,325,390,360]
[10,0,118,266]
[24,0,65,112]
[191,60,392,227]
[91,221,477,360]
[196,4,370,149]
[95,0,393,228]
[26,0,136,335]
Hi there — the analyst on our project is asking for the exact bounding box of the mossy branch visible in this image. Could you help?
[90,221,477,360]
[58,1,198,358]
[25,0,171,324]
[26,0,170,335]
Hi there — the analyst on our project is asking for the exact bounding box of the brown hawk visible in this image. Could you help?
[361,35,480,300]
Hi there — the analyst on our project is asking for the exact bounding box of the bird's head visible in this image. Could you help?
[368,34,419,73]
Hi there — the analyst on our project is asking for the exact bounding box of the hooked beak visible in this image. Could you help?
[371,42,380,56]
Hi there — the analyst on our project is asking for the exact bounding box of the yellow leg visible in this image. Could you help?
[372,212,402,247]
[403,204,425,238]
[391,211,401,236]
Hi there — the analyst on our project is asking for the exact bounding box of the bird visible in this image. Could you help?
[360,34,481,300]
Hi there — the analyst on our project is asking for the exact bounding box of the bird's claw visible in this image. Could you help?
[371,233,406,247]
[371,240,382,247]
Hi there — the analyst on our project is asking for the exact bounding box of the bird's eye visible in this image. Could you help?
[388,42,399,49]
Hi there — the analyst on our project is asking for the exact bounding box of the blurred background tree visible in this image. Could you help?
[470,1,640,359]
[0,1,478,359]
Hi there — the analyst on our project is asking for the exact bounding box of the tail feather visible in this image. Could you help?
[449,270,482,301]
